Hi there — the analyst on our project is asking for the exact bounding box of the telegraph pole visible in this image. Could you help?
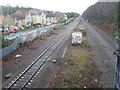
[114,1,120,90]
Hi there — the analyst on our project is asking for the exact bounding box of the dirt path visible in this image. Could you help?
[83,20,116,88]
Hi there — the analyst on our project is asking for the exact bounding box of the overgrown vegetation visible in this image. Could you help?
[58,20,67,23]
[2,38,14,48]
[0,35,14,48]
[82,2,118,24]
[82,2,119,39]
[65,12,79,18]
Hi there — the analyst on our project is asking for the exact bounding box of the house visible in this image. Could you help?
[64,14,68,20]
[10,10,28,28]
[55,12,68,22]
[46,13,58,24]
[0,15,4,28]
[25,10,46,26]
[2,15,15,29]
[24,11,32,27]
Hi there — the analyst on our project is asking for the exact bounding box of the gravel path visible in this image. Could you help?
[83,20,116,88]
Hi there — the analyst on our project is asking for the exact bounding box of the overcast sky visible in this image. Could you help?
[0,0,99,14]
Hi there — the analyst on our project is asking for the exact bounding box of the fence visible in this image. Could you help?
[1,38,21,59]
[1,24,61,59]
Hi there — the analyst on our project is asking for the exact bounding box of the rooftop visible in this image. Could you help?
[46,13,56,17]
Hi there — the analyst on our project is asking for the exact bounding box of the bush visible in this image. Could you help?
[1,38,14,48]
[59,20,67,23]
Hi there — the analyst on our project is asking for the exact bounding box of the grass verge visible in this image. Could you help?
[54,36,102,88]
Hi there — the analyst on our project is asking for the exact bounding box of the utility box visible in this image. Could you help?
[72,32,82,45]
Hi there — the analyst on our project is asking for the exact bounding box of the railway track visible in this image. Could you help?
[5,17,80,89]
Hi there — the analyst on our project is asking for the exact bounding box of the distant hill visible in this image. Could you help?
[82,2,118,24]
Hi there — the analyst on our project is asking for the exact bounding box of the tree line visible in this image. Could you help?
[0,5,32,16]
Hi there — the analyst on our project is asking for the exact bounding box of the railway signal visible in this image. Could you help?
[114,1,120,90]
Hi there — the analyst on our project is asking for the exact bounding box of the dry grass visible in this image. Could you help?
[55,36,102,88]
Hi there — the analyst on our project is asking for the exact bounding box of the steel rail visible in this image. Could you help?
[6,20,75,89]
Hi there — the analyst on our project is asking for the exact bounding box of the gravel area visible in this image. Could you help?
[83,20,116,88]
[2,24,67,87]
[2,18,115,88]
[22,18,80,88]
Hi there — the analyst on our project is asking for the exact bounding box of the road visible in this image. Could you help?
[82,19,117,87]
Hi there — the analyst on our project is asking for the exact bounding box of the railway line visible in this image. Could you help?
[5,17,80,89]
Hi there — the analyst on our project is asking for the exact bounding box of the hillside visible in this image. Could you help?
[82,2,118,24]
[82,2,119,38]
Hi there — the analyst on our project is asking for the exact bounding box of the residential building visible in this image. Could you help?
[25,11,32,27]
[46,13,58,24]
[64,14,68,20]
[55,12,68,22]
[26,10,46,25]
[2,15,15,28]
[10,10,27,28]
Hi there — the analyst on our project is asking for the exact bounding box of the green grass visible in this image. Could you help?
[0,34,14,48]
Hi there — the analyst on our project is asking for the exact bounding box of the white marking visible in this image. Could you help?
[62,47,67,58]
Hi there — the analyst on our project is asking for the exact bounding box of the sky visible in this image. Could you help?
[0,0,99,14]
